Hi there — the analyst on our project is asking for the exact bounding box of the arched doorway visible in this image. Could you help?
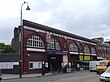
[69,42,79,71]
[47,37,63,72]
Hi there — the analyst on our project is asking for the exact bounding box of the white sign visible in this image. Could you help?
[29,61,42,69]
[46,32,51,42]
[45,62,48,68]
[0,62,19,69]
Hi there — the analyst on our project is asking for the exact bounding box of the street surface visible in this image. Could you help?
[2,71,100,82]
[54,75,99,82]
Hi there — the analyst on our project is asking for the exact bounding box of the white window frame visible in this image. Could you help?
[91,47,96,54]
[84,45,90,54]
[27,35,44,48]
[47,38,60,50]
[69,43,78,52]
[29,61,42,69]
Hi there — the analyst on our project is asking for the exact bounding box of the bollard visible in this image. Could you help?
[0,76,2,82]
[42,62,45,75]
[0,69,2,82]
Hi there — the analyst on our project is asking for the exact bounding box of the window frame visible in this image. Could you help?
[83,45,90,54]
[29,61,42,69]
[69,43,78,52]
[27,35,45,48]
[47,38,60,50]
[91,47,96,54]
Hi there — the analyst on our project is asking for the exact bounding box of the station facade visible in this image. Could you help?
[12,20,97,74]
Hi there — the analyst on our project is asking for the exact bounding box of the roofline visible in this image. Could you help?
[23,19,96,44]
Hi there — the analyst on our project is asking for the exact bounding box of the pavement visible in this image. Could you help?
[1,72,53,80]
[0,70,89,80]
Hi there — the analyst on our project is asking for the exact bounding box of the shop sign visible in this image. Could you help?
[63,55,68,62]
[84,56,90,60]
[51,57,56,59]
[79,56,83,60]
[46,32,51,42]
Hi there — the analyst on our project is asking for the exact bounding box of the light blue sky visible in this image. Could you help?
[0,0,110,44]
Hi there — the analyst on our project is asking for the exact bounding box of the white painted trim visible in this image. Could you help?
[84,53,91,55]
[70,52,78,54]
[91,54,97,56]
[24,26,45,33]
[23,26,96,45]
[80,53,83,55]
[27,48,45,52]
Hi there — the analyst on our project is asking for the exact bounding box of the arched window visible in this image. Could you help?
[91,47,96,54]
[27,35,44,48]
[84,45,90,54]
[84,45,90,53]
[69,43,78,51]
[47,38,60,50]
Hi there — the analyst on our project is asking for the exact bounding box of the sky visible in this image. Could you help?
[0,0,110,44]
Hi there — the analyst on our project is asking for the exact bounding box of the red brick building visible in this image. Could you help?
[11,20,97,74]
[92,37,110,60]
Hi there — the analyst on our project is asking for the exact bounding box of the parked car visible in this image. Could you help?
[99,66,110,82]
[96,60,110,74]
[89,61,98,72]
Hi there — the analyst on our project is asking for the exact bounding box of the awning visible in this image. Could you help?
[78,60,90,64]
[47,50,68,56]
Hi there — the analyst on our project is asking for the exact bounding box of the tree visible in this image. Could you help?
[0,43,16,53]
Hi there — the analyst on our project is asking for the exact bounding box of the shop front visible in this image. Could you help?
[47,50,68,72]
[91,54,97,60]
[69,52,79,71]
[78,55,91,70]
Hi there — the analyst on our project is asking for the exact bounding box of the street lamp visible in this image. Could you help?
[19,1,30,78]
[20,1,30,25]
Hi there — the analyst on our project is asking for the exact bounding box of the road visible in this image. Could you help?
[54,75,99,82]
[2,71,100,82]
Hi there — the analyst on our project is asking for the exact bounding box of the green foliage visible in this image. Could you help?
[0,43,16,53]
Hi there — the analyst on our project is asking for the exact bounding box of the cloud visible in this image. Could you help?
[0,0,110,44]
[0,17,18,44]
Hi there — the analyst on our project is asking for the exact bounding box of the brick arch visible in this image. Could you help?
[55,37,66,50]
[68,40,79,52]
[54,36,61,49]
[63,38,68,49]
[89,45,97,54]
[82,43,91,54]
[47,36,61,50]
[25,32,46,48]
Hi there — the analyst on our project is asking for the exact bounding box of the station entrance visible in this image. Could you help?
[48,55,62,72]
[47,50,68,72]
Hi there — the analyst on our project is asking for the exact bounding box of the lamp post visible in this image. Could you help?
[19,1,30,78]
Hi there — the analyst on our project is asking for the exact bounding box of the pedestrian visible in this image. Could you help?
[42,62,45,75]
[71,63,75,71]
[80,65,84,71]
[50,64,54,74]
[76,63,80,71]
